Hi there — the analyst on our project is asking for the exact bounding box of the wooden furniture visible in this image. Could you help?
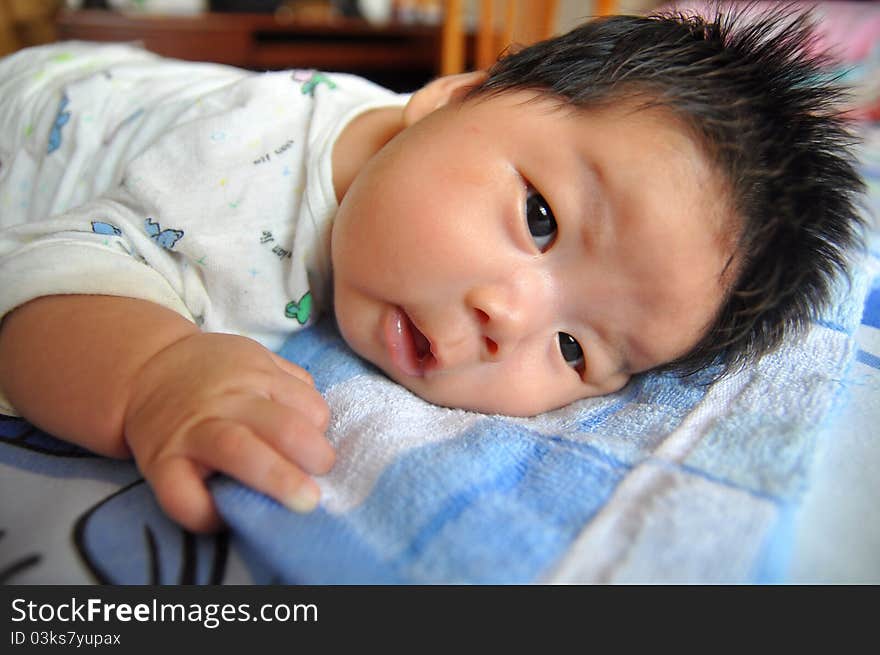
[0,0,61,56]
[56,1,625,87]
[440,0,622,76]
[55,8,445,91]
[595,0,618,16]
[441,0,558,75]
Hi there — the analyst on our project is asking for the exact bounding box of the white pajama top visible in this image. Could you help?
[0,42,406,415]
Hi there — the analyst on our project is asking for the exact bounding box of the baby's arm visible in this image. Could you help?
[0,294,333,532]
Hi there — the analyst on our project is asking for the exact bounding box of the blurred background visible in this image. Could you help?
[2,0,875,102]
[0,1,667,91]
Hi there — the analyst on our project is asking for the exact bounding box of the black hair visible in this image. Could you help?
[468,2,866,377]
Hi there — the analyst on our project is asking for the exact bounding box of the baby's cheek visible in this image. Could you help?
[589,371,631,398]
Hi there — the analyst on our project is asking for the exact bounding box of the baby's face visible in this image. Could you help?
[331,90,733,416]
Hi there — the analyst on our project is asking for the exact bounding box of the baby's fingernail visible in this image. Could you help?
[283,483,319,513]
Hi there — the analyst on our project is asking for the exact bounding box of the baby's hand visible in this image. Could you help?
[123,332,333,533]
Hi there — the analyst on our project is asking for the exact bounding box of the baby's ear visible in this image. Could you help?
[403,70,488,126]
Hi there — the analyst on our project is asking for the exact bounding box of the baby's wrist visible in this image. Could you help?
[122,331,203,450]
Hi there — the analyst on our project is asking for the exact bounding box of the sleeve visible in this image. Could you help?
[0,186,203,416]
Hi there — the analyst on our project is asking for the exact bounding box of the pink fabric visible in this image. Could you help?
[660,1,880,120]
[663,1,880,60]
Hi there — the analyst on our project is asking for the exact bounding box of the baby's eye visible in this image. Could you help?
[526,189,556,251]
[558,332,585,373]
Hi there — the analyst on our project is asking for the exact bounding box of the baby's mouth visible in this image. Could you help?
[382,306,435,377]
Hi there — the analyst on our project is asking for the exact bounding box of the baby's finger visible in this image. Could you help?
[267,369,330,432]
[268,351,315,386]
[243,397,335,475]
[189,419,321,514]
[147,456,223,533]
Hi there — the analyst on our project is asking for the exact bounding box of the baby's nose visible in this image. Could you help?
[465,270,553,359]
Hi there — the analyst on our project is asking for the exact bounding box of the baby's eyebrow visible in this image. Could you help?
[618,333,658,376]
[577,161,613,252]
[612,337,637,378]
[584,324,635,381]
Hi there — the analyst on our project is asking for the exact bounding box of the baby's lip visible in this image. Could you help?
[382,306,437,378]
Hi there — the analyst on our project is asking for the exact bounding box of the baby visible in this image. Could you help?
[0,7,864,532]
